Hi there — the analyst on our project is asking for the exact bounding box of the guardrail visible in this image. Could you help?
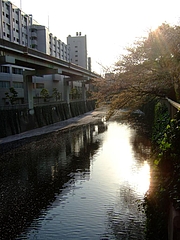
[165,97,180,118]
[166,97,180,110]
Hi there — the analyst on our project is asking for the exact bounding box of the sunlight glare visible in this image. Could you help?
[101,122,150,195]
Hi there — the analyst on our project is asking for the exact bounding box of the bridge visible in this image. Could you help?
[0,39,99,109]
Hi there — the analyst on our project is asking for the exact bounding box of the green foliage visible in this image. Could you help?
[70,87,80,100]
[40,88,49,102]
[52,88,61,101]
[151,102,170,144]
[144,103,180,239]
[5,87,18,105]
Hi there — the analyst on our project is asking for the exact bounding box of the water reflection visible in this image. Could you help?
[0,122,106,239]
[99,122,150,195]
[0,119,151,239]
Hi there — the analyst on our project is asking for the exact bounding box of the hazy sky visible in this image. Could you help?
[12,0,180,74]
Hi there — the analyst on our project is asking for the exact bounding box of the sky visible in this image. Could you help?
[11,0,180,74]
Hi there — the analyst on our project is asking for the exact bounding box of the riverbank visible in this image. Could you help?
[0,107,107,151]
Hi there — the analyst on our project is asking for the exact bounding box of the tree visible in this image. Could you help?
[52,88,61,101]
[5,87,18,105]
[92,23,180,118]
[40,88,49,102]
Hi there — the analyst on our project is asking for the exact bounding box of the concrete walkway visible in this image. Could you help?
[0,108,107,145]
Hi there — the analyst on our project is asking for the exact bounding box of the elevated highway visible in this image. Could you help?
[0,39,99,78]
[0,39,99,109]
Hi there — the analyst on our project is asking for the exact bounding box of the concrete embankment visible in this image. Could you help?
[0,107,107,152]
[0,100,96,138]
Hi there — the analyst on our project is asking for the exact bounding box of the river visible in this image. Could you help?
[0,116,151,239]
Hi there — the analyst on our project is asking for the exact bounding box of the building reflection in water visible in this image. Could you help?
[0,121,107,239]
[0,119,151,239]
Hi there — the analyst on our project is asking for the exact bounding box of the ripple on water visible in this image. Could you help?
[6,121,151,239]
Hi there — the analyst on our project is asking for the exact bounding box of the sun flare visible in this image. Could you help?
[101,122,150,195]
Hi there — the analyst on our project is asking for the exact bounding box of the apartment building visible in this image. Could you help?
[67,32,88,69]
[0,0,69,59]
[0,0,91,106]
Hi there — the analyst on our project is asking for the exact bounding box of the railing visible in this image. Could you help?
[166,97,180,110]
[165,97,180,118]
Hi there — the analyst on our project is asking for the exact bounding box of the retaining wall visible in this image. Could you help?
[0,100,96,138]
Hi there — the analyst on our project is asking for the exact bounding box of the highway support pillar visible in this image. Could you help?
[64,78,70,104]
[82,81,86,101]
[24,74,34,112]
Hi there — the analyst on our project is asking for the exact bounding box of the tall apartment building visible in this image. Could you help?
[0,0,90,106]
[67,32,88,69]
[0,0,32,45]
[0,0,70,60]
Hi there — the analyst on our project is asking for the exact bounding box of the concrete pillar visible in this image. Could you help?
[24,74,34,110]
[64,78,70,103]
[82,81,86,101]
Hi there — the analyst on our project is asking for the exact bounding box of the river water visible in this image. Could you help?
[0,117,151,239]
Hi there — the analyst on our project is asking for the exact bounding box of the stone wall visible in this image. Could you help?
[0,100,96,138]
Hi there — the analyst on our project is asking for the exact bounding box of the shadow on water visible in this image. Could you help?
[0,121,107,239]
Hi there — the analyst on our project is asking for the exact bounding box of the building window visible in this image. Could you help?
[0,66,10,73]
[31,44,37,49]
[13,82,23,88]
[31,29,37,33]
[36,83,44,89]
[0,81,10,88]
[12,67,23,75]
[31,36,37,40]
[6,24,10,30]
[6,3,9,10]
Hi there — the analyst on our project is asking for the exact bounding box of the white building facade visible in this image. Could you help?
[67,32,87,69]
[0,0,91,107]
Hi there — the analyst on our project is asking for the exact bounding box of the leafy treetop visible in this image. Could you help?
[92,23,180,118]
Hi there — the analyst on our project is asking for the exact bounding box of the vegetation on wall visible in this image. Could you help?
[143,101,180,239]
[5,87,18,105]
